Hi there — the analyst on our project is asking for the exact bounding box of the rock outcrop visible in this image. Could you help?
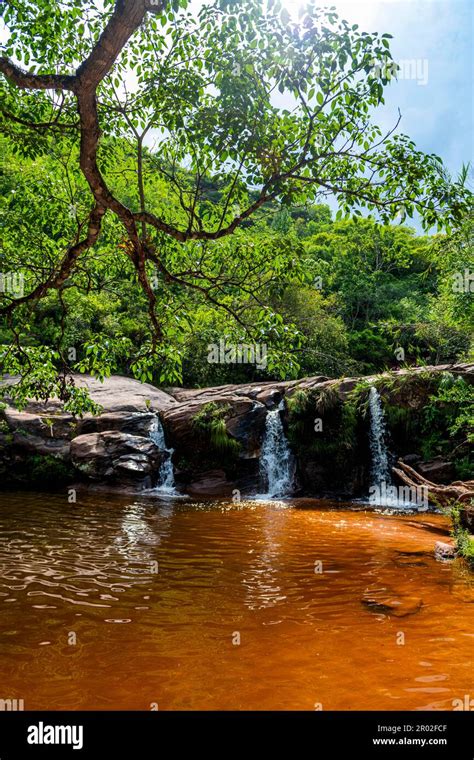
[0,362,472,496]
[70,430,164,486]
[434,540,457,561]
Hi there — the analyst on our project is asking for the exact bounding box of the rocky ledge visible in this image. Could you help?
[0,363,472,497]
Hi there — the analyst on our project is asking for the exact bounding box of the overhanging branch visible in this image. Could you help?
[0,57,75,91]
[0,204,106,316]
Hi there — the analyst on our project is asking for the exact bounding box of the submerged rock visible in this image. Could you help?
[361,589,423,617]
[392,550,430,567]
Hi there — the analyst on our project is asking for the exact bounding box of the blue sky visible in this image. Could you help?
[310,0,473,178]
[263,0,473,227]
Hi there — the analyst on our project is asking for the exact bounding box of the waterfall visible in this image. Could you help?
[149,417,177,494]
[367,387,424,509]
[258,400,294,498]
[368,386,391,489]
[368,385,397,506]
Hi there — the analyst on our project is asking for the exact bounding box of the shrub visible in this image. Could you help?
[192,403,240,455]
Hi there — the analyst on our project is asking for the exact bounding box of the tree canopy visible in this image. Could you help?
[0,0,472,412]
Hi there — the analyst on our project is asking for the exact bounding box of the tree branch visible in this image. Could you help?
[0,204,106,315]
[0,57,75,90]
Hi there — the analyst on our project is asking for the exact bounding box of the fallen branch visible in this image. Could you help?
[393,460,474,506]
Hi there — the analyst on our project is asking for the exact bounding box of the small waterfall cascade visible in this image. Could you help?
[367,387,424,509]
[368,386,396,506]
[258,400,294,498]
[368,386,391,490]
[149,417,177,494]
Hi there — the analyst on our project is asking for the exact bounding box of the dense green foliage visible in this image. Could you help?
[0,0,472,414]
[1,132,472,405]
[450,504,474,568]
[369,371,473,478]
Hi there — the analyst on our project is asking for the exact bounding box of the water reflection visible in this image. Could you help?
[0,491,472,710]
[242,503,288,611]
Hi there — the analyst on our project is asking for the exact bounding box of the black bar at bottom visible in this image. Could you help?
[0,711,472,758]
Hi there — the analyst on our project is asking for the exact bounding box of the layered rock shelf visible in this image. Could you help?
[0,363,472,498]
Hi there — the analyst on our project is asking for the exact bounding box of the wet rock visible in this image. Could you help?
[76,412,157,437]
[393,550,430,567]
[301,461,326,488]
[298,459,364,499]
[186,469,233,497]
[70,431,163,485]
[434,541,457,561]
[226,402,266,455]
[418,457,455,484]
[255,388,284,408]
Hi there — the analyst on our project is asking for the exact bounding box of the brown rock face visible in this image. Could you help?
[8,375,177,416]
[73,375,177,413]
[0,362,472,494]
[76,412,158,437]
[162,395,266,457]
[1,408,73,460]
[186,469,233,497]
[418,457,455,484]
[3,408,76,440]
[70,431,164,487]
